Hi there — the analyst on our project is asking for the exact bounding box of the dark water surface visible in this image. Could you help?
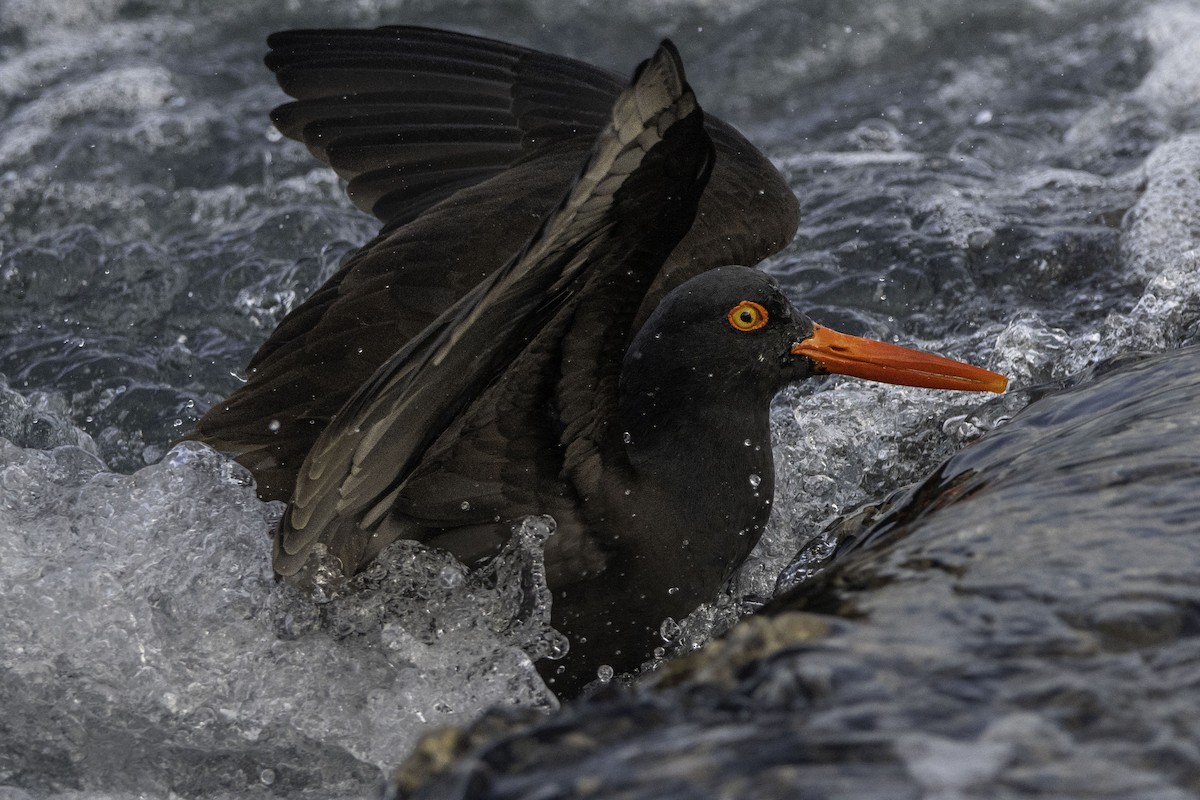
[2,0,1200,797]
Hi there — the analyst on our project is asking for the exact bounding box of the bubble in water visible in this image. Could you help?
[544,633,570,660]
[438,565,465,589]
[596,664,614,682]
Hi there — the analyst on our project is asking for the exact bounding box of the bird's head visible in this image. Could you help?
[624,265,1007,402]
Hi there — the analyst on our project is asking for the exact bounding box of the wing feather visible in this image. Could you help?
[275,42,714,576]
[187,27,798,516]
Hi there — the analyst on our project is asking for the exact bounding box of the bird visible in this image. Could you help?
[188,26,1007,696]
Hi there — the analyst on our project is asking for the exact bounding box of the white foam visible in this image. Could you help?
[0,438,558,795]
[1136,2,1200,112]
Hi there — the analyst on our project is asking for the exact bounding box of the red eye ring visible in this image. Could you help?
[727,300,769,332]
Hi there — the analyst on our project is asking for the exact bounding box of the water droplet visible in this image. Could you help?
[667,586,680,595]
[660,617,681,642]
[259,769,276,786]
[438,566,464,589]
[749,473,761,489]
[267,419,281,432]
[623,431,632,444]
[542,633,570,660]
[460,500,471,511]
[743,438,752,446]
[596,664,614,682]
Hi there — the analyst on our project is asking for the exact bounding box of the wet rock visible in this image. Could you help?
[392,345,1200,800]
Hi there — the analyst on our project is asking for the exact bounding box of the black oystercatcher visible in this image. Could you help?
[189,27,1006,695]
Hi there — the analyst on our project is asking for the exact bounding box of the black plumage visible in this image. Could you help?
[189,27,1004,695]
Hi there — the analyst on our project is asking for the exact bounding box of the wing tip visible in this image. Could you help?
[630,38,688,95]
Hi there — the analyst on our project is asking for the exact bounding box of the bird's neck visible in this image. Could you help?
[621,382,774,492]
[613,377,774,613]
[617,356,776,552]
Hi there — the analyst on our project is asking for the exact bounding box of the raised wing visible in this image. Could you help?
[265,25,625,228]
[275,41,715,577]
[188,27,798,507]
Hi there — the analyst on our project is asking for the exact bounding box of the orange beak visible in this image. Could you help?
[791,324,1008,393]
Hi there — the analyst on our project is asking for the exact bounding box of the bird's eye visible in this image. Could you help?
[726,300,769,332]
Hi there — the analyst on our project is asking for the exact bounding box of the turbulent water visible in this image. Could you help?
[2,0,1199,797]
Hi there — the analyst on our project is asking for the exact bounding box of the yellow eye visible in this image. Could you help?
[726,300,769,332]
